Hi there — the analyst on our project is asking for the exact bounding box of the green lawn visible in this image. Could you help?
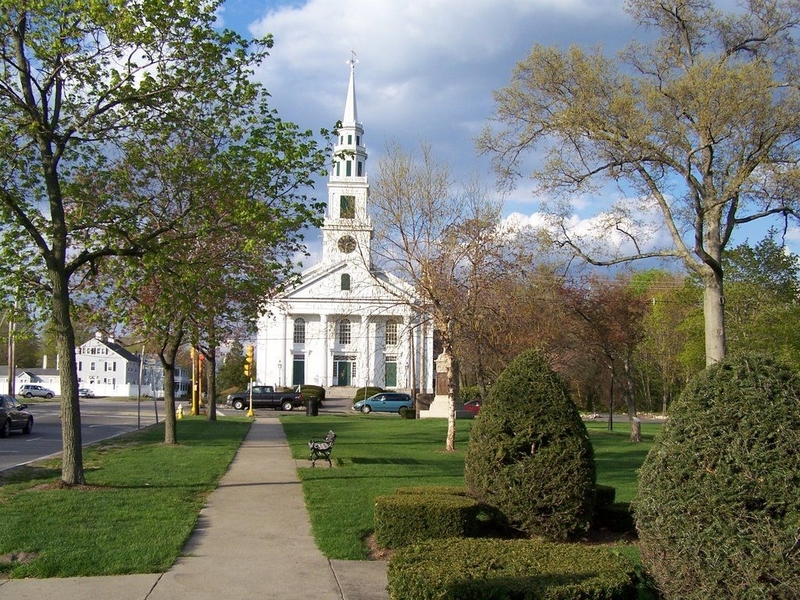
[281,414,660,560]
[0,418,250,578]
[0,413,658,577]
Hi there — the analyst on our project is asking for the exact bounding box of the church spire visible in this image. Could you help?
[343,51,358,126]
[321,54,372,266]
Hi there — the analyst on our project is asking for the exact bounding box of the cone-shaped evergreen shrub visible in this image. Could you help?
[636,354,800,599]
[464,349,596,540]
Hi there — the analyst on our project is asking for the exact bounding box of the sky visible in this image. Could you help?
[214,0,800,264]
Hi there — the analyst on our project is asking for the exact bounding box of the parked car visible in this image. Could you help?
[352,392,413,414]
[463,398,482,415]
[78,388,95,398]
[0,395,34,437]
[226,385,303,411]
[18,384,55,399]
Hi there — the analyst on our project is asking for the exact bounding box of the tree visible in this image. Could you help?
[723,234,800,367]
[562,274,649,441]
[90,118,325,438]
[0,0,271,484]
[218,339,249,393]
[632,270,698,414]
[479,0,800,365]
[370,141,532,451]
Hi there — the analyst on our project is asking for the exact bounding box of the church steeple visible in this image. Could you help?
[321,55,372,265]
[342,53,358,126]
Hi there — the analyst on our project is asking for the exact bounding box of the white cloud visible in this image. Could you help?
[236,0,635,186]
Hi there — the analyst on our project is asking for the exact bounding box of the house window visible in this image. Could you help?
[347,134,352,144]
[337,319,351,345]
[340,195,355,219]
[293,318,306,344]
[385,320,398,346]
[346,161,352,176]
[341,274,350,291]
[90,362,96,371]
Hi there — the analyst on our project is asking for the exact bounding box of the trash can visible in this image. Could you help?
[306,397,319,416]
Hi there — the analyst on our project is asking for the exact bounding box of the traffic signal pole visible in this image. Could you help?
[245,345,254,417]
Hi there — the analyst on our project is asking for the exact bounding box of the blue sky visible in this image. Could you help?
[214,0,799,263]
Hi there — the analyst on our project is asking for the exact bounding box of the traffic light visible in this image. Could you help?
[244,345,254,379]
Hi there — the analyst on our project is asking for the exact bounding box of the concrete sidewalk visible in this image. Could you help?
[0,418,389,600]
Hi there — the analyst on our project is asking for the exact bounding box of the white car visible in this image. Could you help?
[18,384,55,399]
[78,388,95,398]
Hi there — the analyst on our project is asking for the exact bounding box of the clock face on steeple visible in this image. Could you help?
[337,235,357,253]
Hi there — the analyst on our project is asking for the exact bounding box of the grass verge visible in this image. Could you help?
[281,414,660,561]
[0,417,250,578]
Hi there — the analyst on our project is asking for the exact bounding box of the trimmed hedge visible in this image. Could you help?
[635,354,800,599]
[374,491,481,549]
[464,349,596,541]
[387,537,638,600]
[300,385,326,405]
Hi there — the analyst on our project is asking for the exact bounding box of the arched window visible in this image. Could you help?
[341,273,351,291]
[293,318,306,344]
[338,319,351,345]
[385,320,398,346]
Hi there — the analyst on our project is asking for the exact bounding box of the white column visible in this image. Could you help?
[321,314,329,387]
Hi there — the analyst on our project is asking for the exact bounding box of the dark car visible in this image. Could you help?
[352,392,413,414]
[0,395,34,437]
[463,398,482,415]
[226,385,303,411]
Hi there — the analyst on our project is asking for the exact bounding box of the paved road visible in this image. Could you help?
[0,398,164,471]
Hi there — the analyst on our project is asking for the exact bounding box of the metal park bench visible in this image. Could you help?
[307,430,336,467]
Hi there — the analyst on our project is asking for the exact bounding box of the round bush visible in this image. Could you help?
[635,354,800,599]
[464,349,596,540]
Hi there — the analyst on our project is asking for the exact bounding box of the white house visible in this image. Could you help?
[0,366,61,396]
[256,60,434,394]
[76,333,189,398]
[2,334,190,398]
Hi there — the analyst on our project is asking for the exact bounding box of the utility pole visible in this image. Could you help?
[6,298,16,396]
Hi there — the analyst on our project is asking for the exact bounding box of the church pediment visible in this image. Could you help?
[279,260,417,304]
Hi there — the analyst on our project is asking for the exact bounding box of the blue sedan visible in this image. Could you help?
[352,392,413,414]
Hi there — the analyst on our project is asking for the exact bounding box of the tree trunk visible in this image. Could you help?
[623,356,641,443]
[703,269,727,365]
[442,324,458,452]
[52,267,85,485]
[158,324,184,446]
[206,347,217,422]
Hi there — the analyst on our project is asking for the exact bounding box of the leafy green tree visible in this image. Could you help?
[89,120,325,439]
[0,0,271,484]
[217,340,249,394]
[632,270,700,414]
[479,0,800,366]
[724,235,800,368]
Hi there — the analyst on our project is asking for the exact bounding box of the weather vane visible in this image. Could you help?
[347,50,358,69]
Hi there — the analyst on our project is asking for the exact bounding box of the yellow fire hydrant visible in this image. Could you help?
[177,404,184,419]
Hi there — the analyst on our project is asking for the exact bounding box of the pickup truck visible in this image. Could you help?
[226,385,303,411]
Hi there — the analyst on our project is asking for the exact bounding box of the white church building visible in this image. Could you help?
[256,60,434,394]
